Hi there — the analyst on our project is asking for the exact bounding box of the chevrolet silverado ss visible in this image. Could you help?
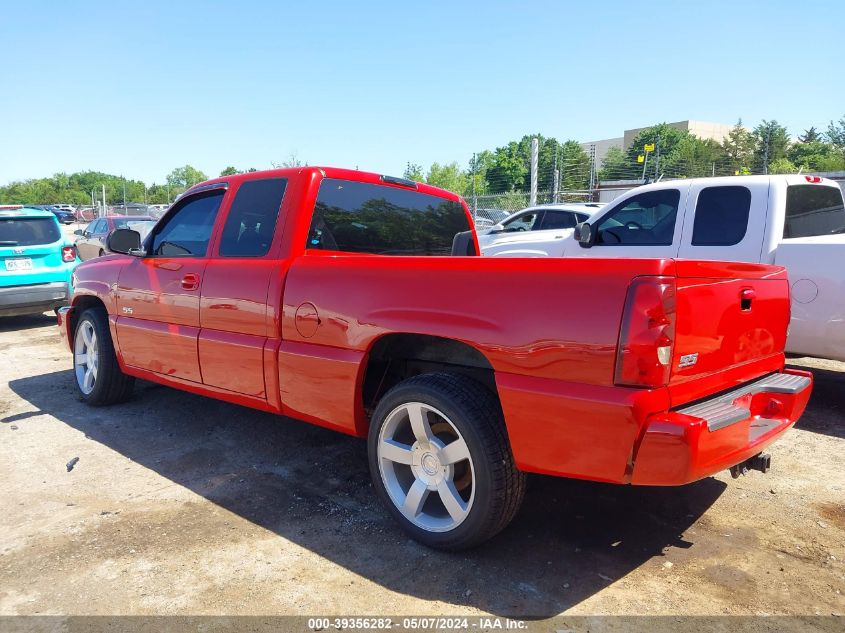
[57,167,812,549]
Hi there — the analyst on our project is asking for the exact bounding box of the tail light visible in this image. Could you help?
[804,176,822,183]
[614,276,676,388]
[61,246,77,262]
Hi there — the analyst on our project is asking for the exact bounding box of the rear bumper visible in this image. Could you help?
[630,369,813,485]
[0,282,70,317]
[56,305,75,351]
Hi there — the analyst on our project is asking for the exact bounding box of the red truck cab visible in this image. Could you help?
[57,167,812,549]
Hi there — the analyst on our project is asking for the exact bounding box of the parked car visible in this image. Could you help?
[472,208,510,229]
[147,203,170,219]
[57,167,811,549]
[74,207,97,222]
[49,206,76,224]
[477,203,603,256]
[74,215,155,260]
[0,206,79,317]
[567,175,845,361]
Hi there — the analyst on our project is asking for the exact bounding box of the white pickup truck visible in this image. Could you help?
[563,174,845,361]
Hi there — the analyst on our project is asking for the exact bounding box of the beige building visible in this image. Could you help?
[582,120,736,167]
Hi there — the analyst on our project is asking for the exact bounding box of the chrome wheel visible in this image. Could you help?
[74,320,99,395]
[377,402,474,532]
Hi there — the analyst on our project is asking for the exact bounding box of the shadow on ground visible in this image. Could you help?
[0,313,58,333]
[787,362,845,440]
[10,370,726,618]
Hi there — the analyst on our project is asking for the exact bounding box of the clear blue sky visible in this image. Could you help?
[2,0,842,186]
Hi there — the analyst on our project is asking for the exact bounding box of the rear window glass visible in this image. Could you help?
[308,179,470,255]
[540,210,578,230]
[692,186,751,246]
[220,178,287,257]
[784,185,845,238]
[0,217,61,246]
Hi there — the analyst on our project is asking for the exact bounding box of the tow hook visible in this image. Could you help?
[730,453,771,479]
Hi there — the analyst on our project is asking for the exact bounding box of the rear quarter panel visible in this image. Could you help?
[279,255,677,481]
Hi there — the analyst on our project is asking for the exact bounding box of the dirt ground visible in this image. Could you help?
[0,312,843,621]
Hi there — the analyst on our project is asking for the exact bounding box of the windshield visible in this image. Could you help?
[784,185,845,238]
[0,217,61,246]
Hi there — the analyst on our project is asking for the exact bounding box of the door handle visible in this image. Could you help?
[181,273,200,291]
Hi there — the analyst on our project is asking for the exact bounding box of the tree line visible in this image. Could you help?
[1,115,843,206]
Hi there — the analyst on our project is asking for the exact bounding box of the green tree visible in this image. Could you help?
[558,140,591,190]
[722,119,755,174]
[426,162,468,195]
[403,163,425,182]
[752,120,790,171]
[768,157,798,174]
[486,141,527,193]
[598,146,635,180]
[798,127,821,143]
[166,165,208,190]
[220,166,240,176]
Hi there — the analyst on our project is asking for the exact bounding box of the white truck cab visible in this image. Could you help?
[566,175,845,361]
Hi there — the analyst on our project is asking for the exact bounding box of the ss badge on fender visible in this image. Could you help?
[678,353,699,369]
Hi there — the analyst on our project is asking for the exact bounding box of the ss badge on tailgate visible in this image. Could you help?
[678,353,699,369]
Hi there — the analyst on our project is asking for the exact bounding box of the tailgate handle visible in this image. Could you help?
[740,288,756,311]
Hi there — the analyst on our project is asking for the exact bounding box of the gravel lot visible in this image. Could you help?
[0,310,843,621]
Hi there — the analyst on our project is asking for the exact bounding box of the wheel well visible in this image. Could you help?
[361,334,496,416]
[70,296,107,340]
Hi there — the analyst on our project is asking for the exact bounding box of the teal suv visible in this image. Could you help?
[0,206,80,317]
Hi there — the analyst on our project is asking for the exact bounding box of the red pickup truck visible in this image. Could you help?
[57,166,812,549]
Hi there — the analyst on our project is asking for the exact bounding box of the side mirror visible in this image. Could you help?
[107,229,144,256]
[73,229,83,236]
[575,222,595,248]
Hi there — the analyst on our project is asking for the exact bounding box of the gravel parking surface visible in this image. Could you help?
[0,313,843,619]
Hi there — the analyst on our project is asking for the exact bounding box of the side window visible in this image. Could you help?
[90,220,104,234]
[540,210,577,230]
[594,189,680,246]
[503,212,542,232]
[308,179,470,255]
[151,190,224,257]
[691,186,751,246]
[219,178,287,257]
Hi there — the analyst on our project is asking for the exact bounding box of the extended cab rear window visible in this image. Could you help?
[784,185,845,238]
[308,179,470,255]
[0,217,61,246]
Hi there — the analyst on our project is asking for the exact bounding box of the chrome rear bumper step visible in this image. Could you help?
[677,372,811,432]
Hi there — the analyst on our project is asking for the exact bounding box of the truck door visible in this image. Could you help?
[115,187,226,382]
[677,182,767,262]
[566,185,688,260]
[198,177,288,399]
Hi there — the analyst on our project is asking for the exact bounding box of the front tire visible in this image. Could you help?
[73,308,134,405]
[368,372,526,550]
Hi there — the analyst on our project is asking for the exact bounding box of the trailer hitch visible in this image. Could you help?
[730,453,771,479]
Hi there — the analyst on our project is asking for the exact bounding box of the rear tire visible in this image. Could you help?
[368,372,525,550]
[73,308,134,405]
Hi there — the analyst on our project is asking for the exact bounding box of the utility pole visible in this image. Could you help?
[529,137,539,207]
[471,153,477,215]
[122,178,127,214]
[552,147,559,203]
[101,184,106,218]
[654,134,661,181]
[588,144,596,199]
[763,129,771,175]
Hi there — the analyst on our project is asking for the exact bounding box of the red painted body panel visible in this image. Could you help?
[60,166,812,487]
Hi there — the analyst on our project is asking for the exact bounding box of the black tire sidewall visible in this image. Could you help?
[367,375,503,549]
[73,309,113,403]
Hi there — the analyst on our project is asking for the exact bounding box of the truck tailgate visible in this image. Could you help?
[668,261,790,407]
